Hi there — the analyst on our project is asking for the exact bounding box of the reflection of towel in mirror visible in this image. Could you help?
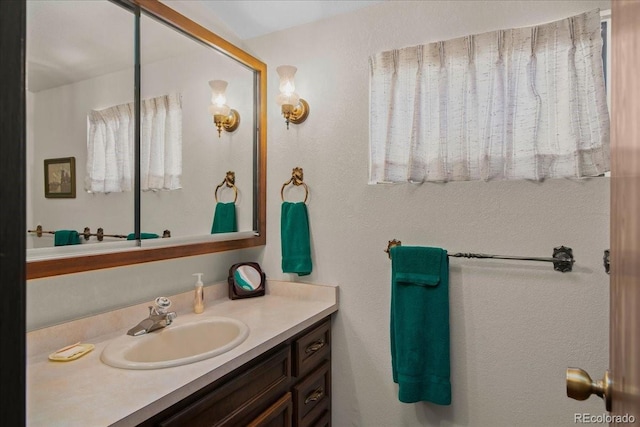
[234,270,255,291]
[126,233,159,240]
[281,202,312,276]
[54,230,81,246]
[390,246,451,405]
[211,202,237,234]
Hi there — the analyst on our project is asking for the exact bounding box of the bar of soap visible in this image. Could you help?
[48,343,95,362]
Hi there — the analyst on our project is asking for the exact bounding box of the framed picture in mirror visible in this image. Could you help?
[44,157,76,198]
[228,262,266,300]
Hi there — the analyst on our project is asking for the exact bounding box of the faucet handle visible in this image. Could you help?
[152,297,172,315]
[166,311,177,325]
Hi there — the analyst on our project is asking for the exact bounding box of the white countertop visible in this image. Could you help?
[27,280,338,427]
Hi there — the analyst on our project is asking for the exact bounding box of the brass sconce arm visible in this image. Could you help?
[213,110,240,137]
[281,99,309,129]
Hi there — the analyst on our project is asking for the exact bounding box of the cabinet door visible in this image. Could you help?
[247,393,293,427]
[159,346,291,427]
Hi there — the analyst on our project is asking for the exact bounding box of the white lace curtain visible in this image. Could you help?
[86,93,182,193]
[369,9,610,183]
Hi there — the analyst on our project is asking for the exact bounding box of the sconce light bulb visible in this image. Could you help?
[282,82,295,96]
[213,93,226,106]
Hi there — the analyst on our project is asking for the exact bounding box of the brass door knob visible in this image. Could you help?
[566,367,611,411]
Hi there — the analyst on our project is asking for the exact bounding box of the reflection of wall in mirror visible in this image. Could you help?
[28,68,136,249]
[27,25,256,250]
[139,17,255,238]
[26,0,138,250]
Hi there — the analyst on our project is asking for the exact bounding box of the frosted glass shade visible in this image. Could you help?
[208,103,231,117]
[276,65,298,105]
[276,91,300,107]
[208,80,230,115]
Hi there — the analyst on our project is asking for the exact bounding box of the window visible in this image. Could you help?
[369,9,610,183]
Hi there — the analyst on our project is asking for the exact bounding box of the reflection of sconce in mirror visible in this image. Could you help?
[208,80,240,137]
[276,65,309,129]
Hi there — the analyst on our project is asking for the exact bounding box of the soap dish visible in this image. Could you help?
[48,343,95,362]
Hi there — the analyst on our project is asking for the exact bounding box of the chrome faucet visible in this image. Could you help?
[127,297,177,336]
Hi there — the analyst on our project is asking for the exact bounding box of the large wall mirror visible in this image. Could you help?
[26,0,267,279]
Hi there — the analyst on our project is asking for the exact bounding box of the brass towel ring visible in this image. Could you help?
[215,171,238,203]
[281,167,309,203]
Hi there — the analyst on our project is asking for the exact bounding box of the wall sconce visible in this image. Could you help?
[208,80,240,137]
[276,65,309,129]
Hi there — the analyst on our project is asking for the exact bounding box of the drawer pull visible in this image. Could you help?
[305,340,325,354]
[304,387,324,405]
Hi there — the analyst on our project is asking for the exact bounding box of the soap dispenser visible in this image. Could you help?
[193,273,205,314]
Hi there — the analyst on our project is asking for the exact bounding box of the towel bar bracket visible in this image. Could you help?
[552,246,574,272]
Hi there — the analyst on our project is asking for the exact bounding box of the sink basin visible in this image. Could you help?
[101,316,249,369]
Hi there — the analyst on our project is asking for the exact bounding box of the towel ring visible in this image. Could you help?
[281,167,309,203]
[215,171,238,203]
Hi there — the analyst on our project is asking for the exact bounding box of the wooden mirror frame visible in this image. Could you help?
[26,0,267,279]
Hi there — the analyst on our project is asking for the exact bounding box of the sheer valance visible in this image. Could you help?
[369,9,609,183]
[86,93,182,193]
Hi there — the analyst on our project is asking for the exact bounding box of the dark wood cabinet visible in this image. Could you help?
[291,319,331,426]
[139,317,331,427]
[292,360,330,427]
[247,392,293,427]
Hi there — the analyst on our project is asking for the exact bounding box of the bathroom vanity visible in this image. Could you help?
[141,317,331,426]
[26,281,338,426]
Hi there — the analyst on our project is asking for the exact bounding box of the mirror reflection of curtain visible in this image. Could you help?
[141,93,182,191]
[369,9,609,183]
[86,104,134,193]
[86,93,182,193]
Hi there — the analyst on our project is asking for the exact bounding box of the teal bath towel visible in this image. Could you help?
[126,233,159,240]
[281,202,312,276]
[211,202,237,234]
[54,230,81,246]
[390,246,451,405]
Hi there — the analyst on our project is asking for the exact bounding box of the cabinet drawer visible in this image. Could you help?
[293,319,330,378]
[292,360,330,426]
[159,345,291,427]
[308,410,329,427]
[247,392,292,427]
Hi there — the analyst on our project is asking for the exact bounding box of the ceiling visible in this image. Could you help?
[26,0,382,92]
[198,0,383,40]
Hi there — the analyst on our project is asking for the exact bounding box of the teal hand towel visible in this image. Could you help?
[281,202,312,276]
[390,246,451,405]
[211,202,237,234]
[54,230,81,246]
[126,233,159,240]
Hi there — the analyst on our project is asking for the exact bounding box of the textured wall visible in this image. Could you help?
[26,1,612,425]
[245,1,611,426]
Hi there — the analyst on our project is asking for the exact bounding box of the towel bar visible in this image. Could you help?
[27,225,171,241]
[385,239,575,272]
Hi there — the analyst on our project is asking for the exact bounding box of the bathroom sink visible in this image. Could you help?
[101,316,249,369]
